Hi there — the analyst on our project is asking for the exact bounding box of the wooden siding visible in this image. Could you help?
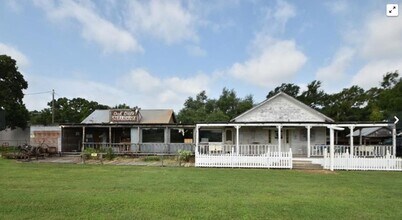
[235,95,327,122]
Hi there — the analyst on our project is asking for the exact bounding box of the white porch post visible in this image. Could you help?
[359,129,363,146]
[277,125,282,153]
[195,125,199,155]
[392,124,397,156]
[306,126,311,158]
[82,126,86,152]
[349,126,354,156]
[330,127,335,171]
[236,125,240,155]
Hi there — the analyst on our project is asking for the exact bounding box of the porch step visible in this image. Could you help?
[292,160,323,170]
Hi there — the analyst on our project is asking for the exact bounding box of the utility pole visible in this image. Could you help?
[52,89,55,124]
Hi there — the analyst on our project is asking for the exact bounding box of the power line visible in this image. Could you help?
[24,91,52,95]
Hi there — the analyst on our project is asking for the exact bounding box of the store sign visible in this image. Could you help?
[110,109,140,123]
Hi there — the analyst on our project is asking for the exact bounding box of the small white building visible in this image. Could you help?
[195,92,399,170]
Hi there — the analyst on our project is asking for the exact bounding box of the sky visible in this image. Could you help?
[0,0,401,112]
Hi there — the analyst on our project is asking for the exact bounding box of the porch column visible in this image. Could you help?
[330,127,335,171]
[306,126,311,158]
[349,126,354,156]
[109,126,112,147]
[359,129,363,145]
[82,126,86,152]
[393,124,397,156]
[236,125,240,155]
[195,125,199,154]
[277,125,282,152]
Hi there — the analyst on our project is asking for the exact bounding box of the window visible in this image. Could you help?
[199,130,222,143]
[142,128,164,143]
[170,129,193,143]
[225,129,233,142]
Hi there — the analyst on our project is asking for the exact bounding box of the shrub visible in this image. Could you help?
[104,147,115,160]
[178,150,192,162]
[142,156,160,162]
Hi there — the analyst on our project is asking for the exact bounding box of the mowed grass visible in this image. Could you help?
[1,159,402,219]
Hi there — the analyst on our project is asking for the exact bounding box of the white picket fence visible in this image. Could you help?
[312,144,393,157]
[323,150,402,171]
[195,149,292,169]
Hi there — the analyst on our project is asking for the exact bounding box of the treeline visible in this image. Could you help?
[178,71,402,124]
[28,71,402,126]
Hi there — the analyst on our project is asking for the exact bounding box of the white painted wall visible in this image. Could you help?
[235,96,326,122]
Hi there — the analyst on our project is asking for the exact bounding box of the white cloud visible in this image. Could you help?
[325,1,348,14]
[349,12,402,89]
[261,0,296,34]
[0,43,30,68]
[125,0,197,44]
[360,13,402,60]
[316,47,355,84]
[23,73,127,111]
[119,68,210,110]
[229,38,307,87]
[351,60,401,89]
[34,0,142,53]
[186,45,207,57]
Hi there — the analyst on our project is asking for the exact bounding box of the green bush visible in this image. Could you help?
[82,148,98,159]
[104,147,115,160]
[142,156,160,162]
[178,150,192,162]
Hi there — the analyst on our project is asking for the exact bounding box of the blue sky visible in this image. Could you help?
[0,0,401,112]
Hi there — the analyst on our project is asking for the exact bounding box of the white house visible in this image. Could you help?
[195,92,400,170]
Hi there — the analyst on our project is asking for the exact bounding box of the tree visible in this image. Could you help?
[266,83,300,99]
[177,89,254,124]
[0,55,29,130]
[298,80,326,109]
[113,103,131,109]
[30,97,109,125]
[321,86,368,121]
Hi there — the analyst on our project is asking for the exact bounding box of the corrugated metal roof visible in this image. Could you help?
[347,127,392,137]
[81,109,175,124]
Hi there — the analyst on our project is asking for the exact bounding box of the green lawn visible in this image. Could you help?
[1,159,402,219]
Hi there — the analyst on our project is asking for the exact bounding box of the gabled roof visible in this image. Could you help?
[81,109,176,124]
[232,92,334,123]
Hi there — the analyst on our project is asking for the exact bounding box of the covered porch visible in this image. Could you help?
[61,124,196,155]
[195,122,398,169]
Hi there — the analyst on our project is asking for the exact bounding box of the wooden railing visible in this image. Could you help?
[311,145,393,157]
[83,142,195,155]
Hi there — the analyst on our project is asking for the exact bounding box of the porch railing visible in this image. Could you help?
[312,144,394,157]
[197,144,280,155]
[83,142,195,155]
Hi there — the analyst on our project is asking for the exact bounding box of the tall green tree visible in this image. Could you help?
[177,89,253,124]
[0,55,29,130]
[266,83,300,99]
[298,80,326,110]
[321,86,368,121]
